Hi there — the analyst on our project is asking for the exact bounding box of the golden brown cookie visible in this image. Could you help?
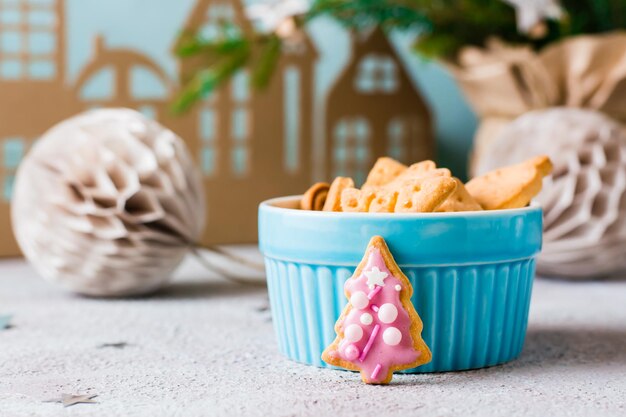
[368,188,399,213]
[321,236,432,384]
[323,177,356,212]
[340,187,376,212]
[401,160,438,177]
[362,157,407,188]
[390,165,451,186]
[341,186,400,213]
[436,178,483,212]
[394,177,458,213]
[300,182,330,211]
[532,155,554,177]
[466,155,553,210]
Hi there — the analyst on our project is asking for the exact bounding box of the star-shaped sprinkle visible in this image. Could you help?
[0,315,12,330]
[364,267,388,289]
[46,394,98,408]
[245,0,309,33]
[98,342,130,349]
[502,0,563,34]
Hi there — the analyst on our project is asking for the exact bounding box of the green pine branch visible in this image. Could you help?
[173,0,626,112]
[306,0,430,30]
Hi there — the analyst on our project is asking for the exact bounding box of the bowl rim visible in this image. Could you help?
[260,195,542,218]
[259,196,543,265]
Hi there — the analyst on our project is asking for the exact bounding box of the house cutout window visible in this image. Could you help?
[28,31,55,54]
[231,108,249,176]
[3,137,24,169]
[80,66,115,100]
[28,60,54,79]
[0,59,21,79]
[283,66,300,172]
[28,9,56,26]
[138,105,157,120]
[3,175,15,202]
[387,118,407,160]
[231,70,250,176]
[0,0,58,80]
[200,106,217,177]
[200,107,216,140]
[0,31,21,54]
[200,3,240,41]
[131,65,169,100]
[333,117,371,183]
[202,147,216,177]
[355,54,398,94]
[2,137,25,202]
[231,70,249,102]
[0,9,21,25]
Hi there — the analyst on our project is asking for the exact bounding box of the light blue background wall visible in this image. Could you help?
[65,0,477,178]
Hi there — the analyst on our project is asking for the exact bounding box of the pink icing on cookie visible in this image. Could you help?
[335,248,420,383]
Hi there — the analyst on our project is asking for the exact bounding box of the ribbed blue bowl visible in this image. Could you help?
[259,196,543,373]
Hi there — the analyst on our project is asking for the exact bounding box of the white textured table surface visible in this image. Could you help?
[1,252,626,417]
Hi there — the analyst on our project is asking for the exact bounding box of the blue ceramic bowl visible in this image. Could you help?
[259,196,542,373]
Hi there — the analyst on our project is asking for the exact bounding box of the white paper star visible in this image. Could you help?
[503,0,563,34]
[45,394,98,408]
[364,267,388,288]
[245,0,309,33]
[62,394,97,407]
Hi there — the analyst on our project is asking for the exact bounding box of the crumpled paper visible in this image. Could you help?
[476,108,626,279]
[448,33,626,176]
[11,109,205,297]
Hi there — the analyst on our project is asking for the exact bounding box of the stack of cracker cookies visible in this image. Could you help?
[301,156,552,213]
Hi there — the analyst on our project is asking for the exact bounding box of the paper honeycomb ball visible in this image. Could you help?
[476,108,626,279]
[11,108,205,296]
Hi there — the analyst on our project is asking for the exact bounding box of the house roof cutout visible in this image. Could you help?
[75,36,172,102]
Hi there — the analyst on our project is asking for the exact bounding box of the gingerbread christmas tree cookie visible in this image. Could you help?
[322,236,432,384]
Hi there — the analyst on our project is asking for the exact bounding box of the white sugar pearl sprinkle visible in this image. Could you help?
[378,303,398,324]
[350,291,369,310]
[345,324,363,342]
[383,327,402,346]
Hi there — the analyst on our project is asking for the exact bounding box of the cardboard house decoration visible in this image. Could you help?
[326,28,433,184]
[169,0,318,246]
[0,0,433,257]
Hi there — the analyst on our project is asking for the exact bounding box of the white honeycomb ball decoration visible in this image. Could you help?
[477,108,626,279]
[11,108,206,296]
